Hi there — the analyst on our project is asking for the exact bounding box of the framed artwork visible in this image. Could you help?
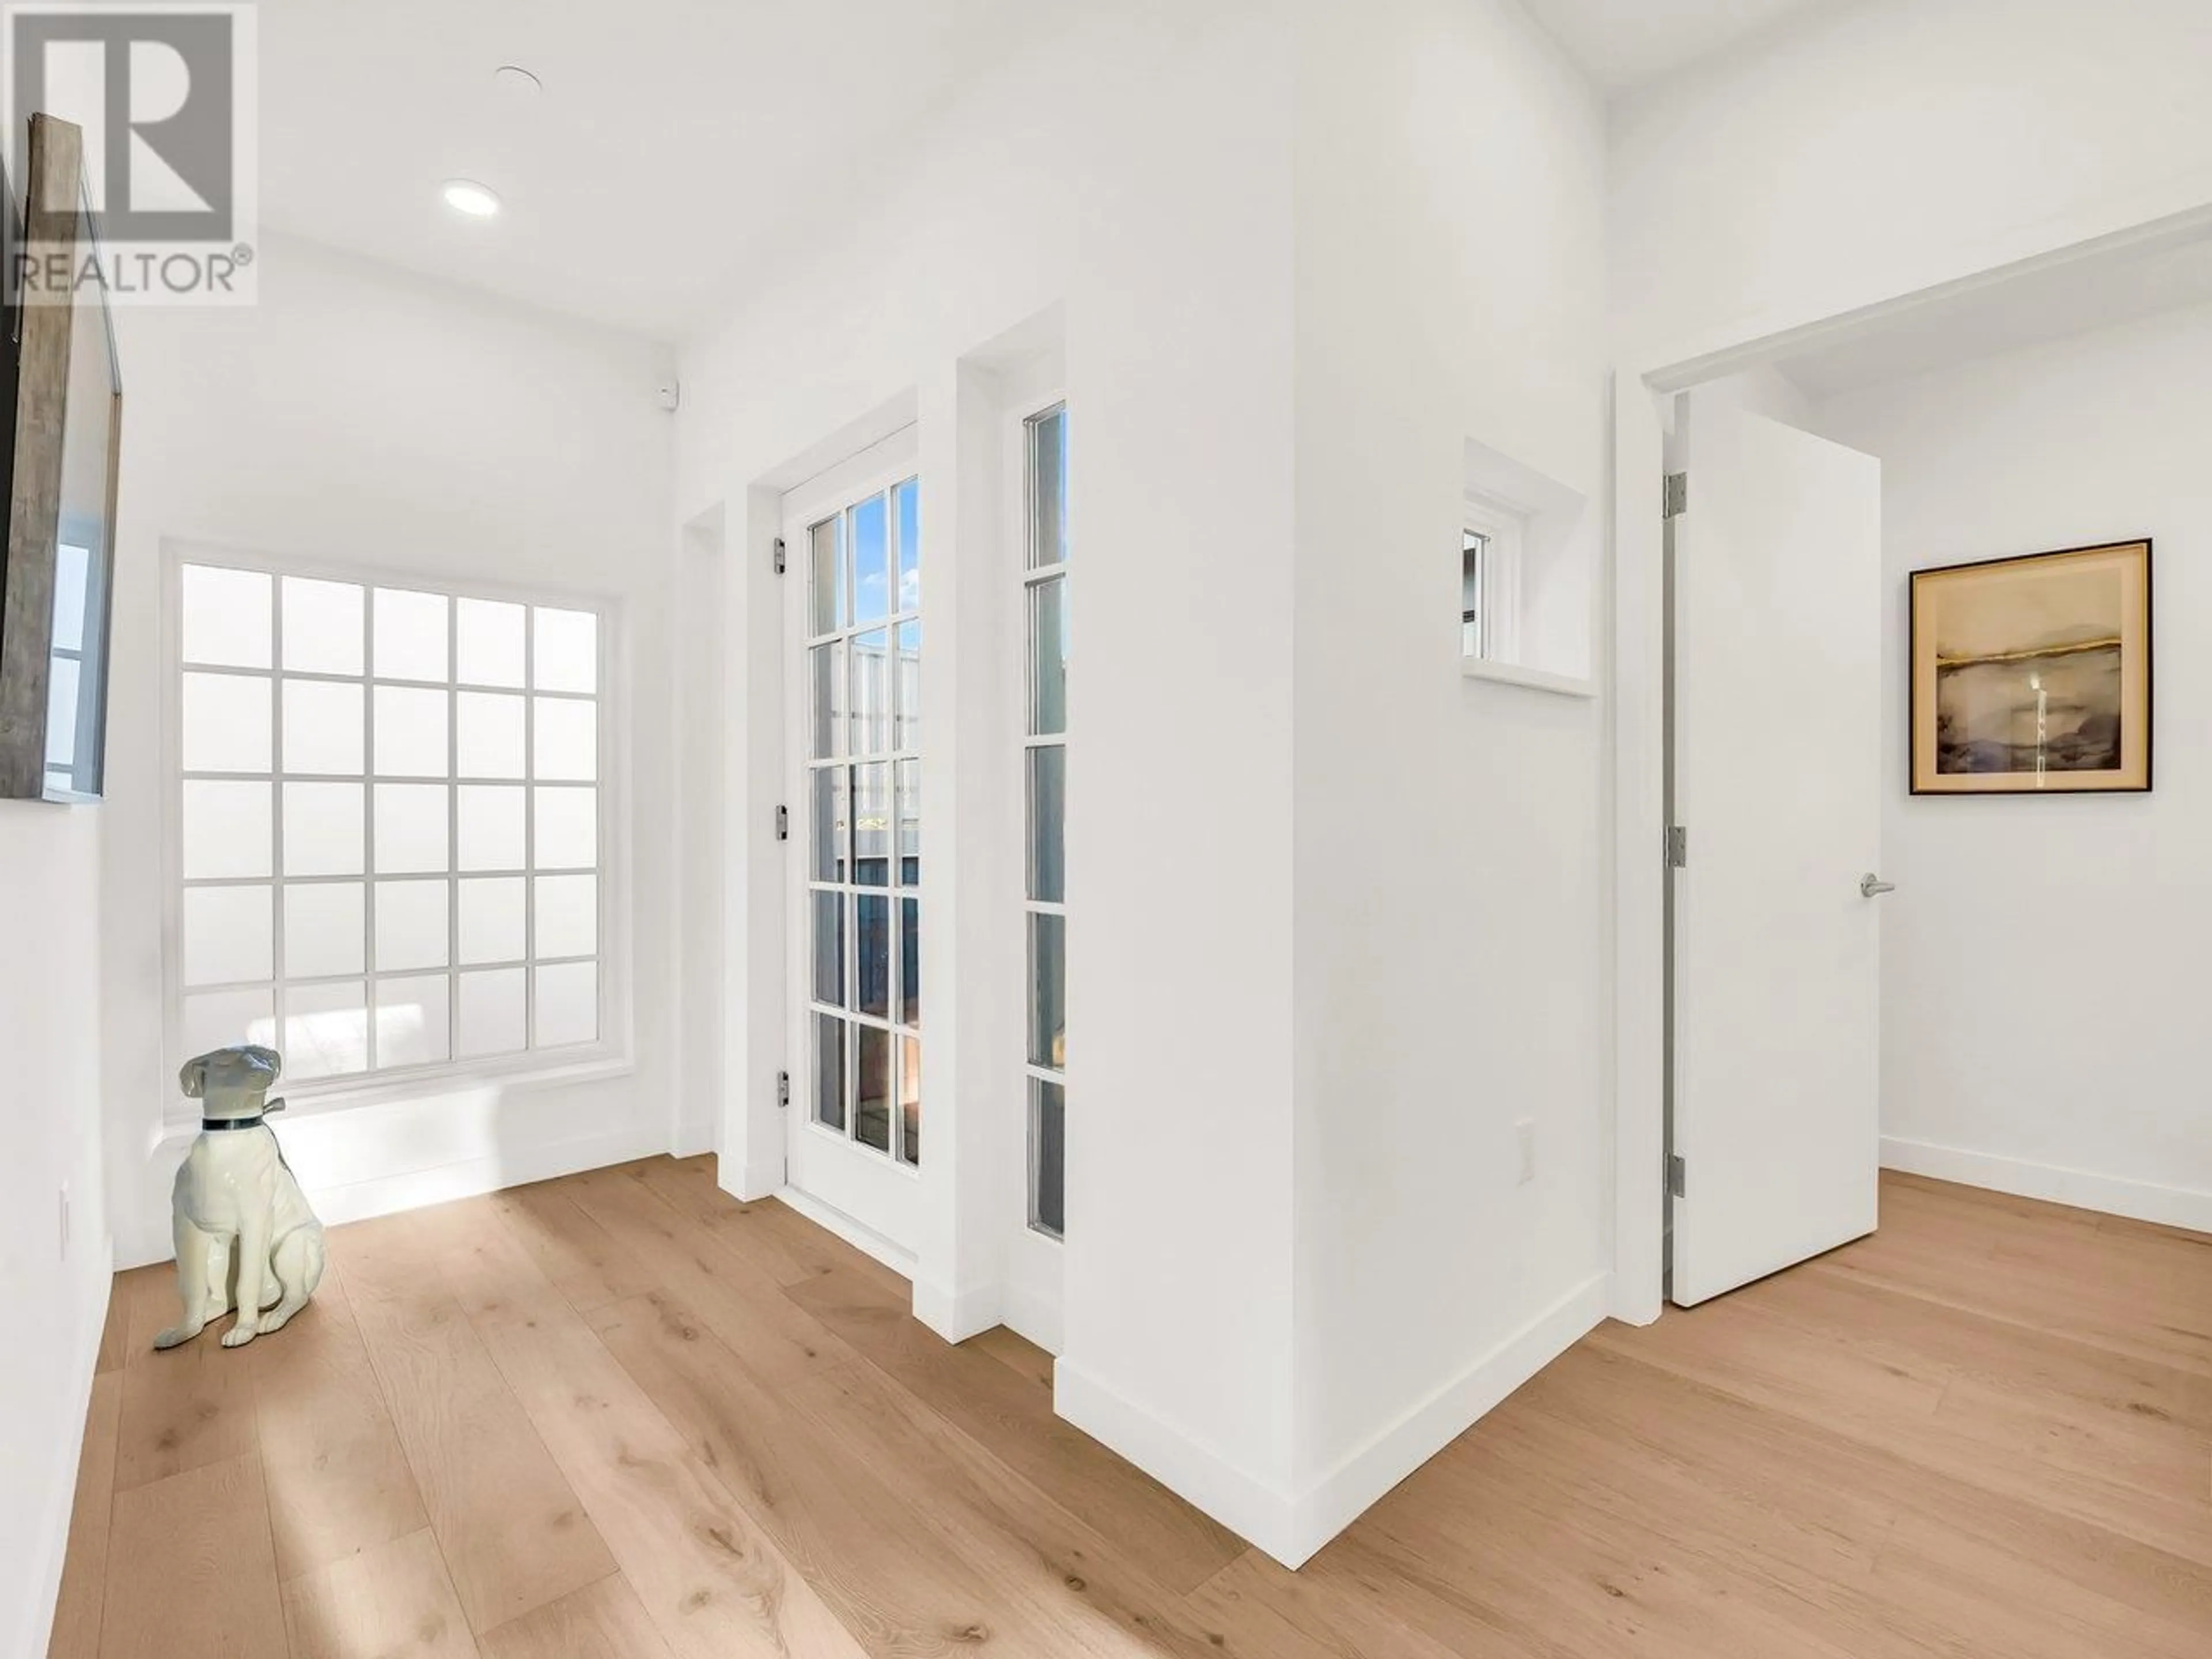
[1910,540,2152,795]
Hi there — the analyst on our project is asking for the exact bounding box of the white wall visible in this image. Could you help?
[0,804,108,1659]
[676,0,1304,1541]
[1817,300,2212,1230]
[103,235,679,1266]
[1287,0,1612,1551]
[1610,0,2212,363]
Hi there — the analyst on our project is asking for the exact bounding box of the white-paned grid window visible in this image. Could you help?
[805,479,923,1165]
[1461,495,1522,664]
[1024,405,1068,1239]
[172,560,609,1090]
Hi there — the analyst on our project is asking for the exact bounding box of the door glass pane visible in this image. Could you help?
[283,882,365,979]
[812,891,844,1007]
[814,1012,846,1131]
[286,981,369,1080]
[888,766,917,897]
[374,880,448,971]
[896,622,921,750]
[374,588,449,681]
[1028,744,1065,903]
[457,967,527,1056]
[1029,577,1069,736]
[534,787,596,869]
[283,680,364,776]
[458,785,525,871]
[855,1024,891,1153]
[282,782,363,877]
[376,975,451,1067]
[1030,1078,1066,1237]
[183,672,271,772]
[851,629,891,754]
[535,961,598,1047]
[459,877,526,964]
[809,642,844,760]
[456,598,525,688]
[853,761,890,888]
[283,578,364,675]
[181,566,271,668]
[533,608,597,694]
[456,692,526,778]
[374,685,449,777]
[533,698,597,782]
[1029,911,1066,1069]
[534,873,596,958]
[899,1035,920,1167]
[894,478,920,611]
[373,784,448,874]
[851,493,889,624]
[184,787,273,889]
[811,766,849,882]
[183,885,272,987]
[855,894,891,1020]
[809,516,843,636]
[898,897,920,1029]
[1028,408,1069,569]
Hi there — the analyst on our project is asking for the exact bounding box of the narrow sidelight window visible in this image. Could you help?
[1023,405,1069,1238]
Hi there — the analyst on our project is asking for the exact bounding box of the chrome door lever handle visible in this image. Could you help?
[1860,874,1896,899]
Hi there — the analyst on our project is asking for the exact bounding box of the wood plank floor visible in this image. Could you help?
[50,1164,2212,1657]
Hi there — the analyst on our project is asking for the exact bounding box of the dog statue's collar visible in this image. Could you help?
[200,1097,286,1133]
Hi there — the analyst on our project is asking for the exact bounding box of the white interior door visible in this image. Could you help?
[1669,392,1884,1306]
[782,429,924,1262]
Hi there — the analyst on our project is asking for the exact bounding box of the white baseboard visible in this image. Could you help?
[1287,1271,1609,1564]
[1054,1359,1306,1566]
[118,1122,666,1268]
[716,1159,779,1204]
[911,1276,1001,1344]
[1882,1137,2212,1235]
[1057,1270,1607,1571]
[18,1241,111,1659]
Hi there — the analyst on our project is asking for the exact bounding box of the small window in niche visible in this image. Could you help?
[1460,497,1522,664]
[1461,530,1487,657]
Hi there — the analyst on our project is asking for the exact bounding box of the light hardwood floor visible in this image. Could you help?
[50,1163,2212,1657]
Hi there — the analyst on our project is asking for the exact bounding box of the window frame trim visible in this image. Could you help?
[160,537,632,1127]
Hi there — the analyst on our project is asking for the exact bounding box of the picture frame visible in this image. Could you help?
[1909,539,2152,796]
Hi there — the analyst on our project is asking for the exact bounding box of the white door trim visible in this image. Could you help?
[1608,195,2212,1325]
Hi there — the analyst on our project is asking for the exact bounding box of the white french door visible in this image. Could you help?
[782,431,923,1258]
[1668,391,1885,1306]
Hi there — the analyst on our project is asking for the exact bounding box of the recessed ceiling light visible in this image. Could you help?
[493,64,543,96]
[441,179,502,218]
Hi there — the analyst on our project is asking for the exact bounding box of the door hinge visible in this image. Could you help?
[773,536,787,575]
[1665,825,1688,868]
[775,804,790,842]
[1663,472,1688,520]
[1668,1154,1687,1199]
[777,1070,791,1111]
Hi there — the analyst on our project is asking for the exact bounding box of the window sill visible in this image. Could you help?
[1461,658,1598,699]
[161,1048,635,1134]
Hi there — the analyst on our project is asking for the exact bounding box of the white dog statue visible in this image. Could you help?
[157,1045,327,1350]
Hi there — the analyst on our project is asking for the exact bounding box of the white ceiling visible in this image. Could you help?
[255,0,1032,340]
[1520,0,1840,90]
